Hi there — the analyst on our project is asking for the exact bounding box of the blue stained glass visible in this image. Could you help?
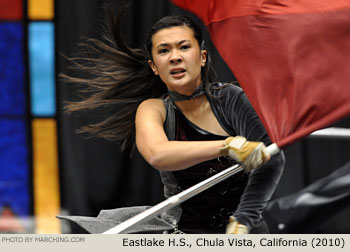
[0,22,26,116]
[29,22,55,116]
[0,119,30,216]
[0,186,30,217]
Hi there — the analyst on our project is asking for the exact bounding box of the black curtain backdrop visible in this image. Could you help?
[56,0,350,233]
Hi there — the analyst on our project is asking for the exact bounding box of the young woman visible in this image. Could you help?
[62,8,285,234]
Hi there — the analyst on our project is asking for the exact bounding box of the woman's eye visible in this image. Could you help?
[181,45,190,50]
[158,49,168,54]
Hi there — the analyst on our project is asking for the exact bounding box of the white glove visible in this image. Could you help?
[220,136,270,172]
[226,216,249,234]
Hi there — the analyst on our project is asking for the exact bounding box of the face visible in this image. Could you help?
[148,25,207,95]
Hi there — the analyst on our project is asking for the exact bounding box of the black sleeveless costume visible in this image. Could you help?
[58,83,286,233]
[173,107,249,233]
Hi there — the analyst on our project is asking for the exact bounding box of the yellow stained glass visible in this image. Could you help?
[28,0,54,20]
[32,119,61,233]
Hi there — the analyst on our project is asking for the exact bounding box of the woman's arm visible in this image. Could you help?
[209,84,285,231]
[221,86,285,230]
[135,98,225,171]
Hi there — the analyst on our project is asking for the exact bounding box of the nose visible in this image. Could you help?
[169,50,182,64]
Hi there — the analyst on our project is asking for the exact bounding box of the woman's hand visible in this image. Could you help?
[226,216,249,234]
[220,136,270,172]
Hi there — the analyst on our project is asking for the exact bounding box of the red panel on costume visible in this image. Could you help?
[172,0,350,148]
[0,0,23,20]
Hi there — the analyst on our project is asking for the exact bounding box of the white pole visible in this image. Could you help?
[103,143,280,234]
[103,164,242,234]
[309,127,350,139]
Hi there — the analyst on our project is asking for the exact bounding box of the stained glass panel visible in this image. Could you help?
[28,22,55,116]
[0,0,22,20]
[0,119,30,217]
[0,22,26,116]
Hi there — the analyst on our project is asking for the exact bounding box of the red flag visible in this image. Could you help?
[172,0,350,148]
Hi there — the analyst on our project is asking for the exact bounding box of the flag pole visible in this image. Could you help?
[103,143,280,234]
[309,127,350,139]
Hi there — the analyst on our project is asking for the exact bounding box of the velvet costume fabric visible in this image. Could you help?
[168,103,249,233]
[160,83,285,233]
[58,83,285,233]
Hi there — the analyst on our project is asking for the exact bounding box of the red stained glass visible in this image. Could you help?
[0,0,22,20]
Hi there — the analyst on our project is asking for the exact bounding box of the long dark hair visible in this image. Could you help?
[63,5,215,151]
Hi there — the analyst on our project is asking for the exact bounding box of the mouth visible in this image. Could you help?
[170,68,186,75]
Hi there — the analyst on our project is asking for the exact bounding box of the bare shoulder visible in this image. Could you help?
[136,98,166,122]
